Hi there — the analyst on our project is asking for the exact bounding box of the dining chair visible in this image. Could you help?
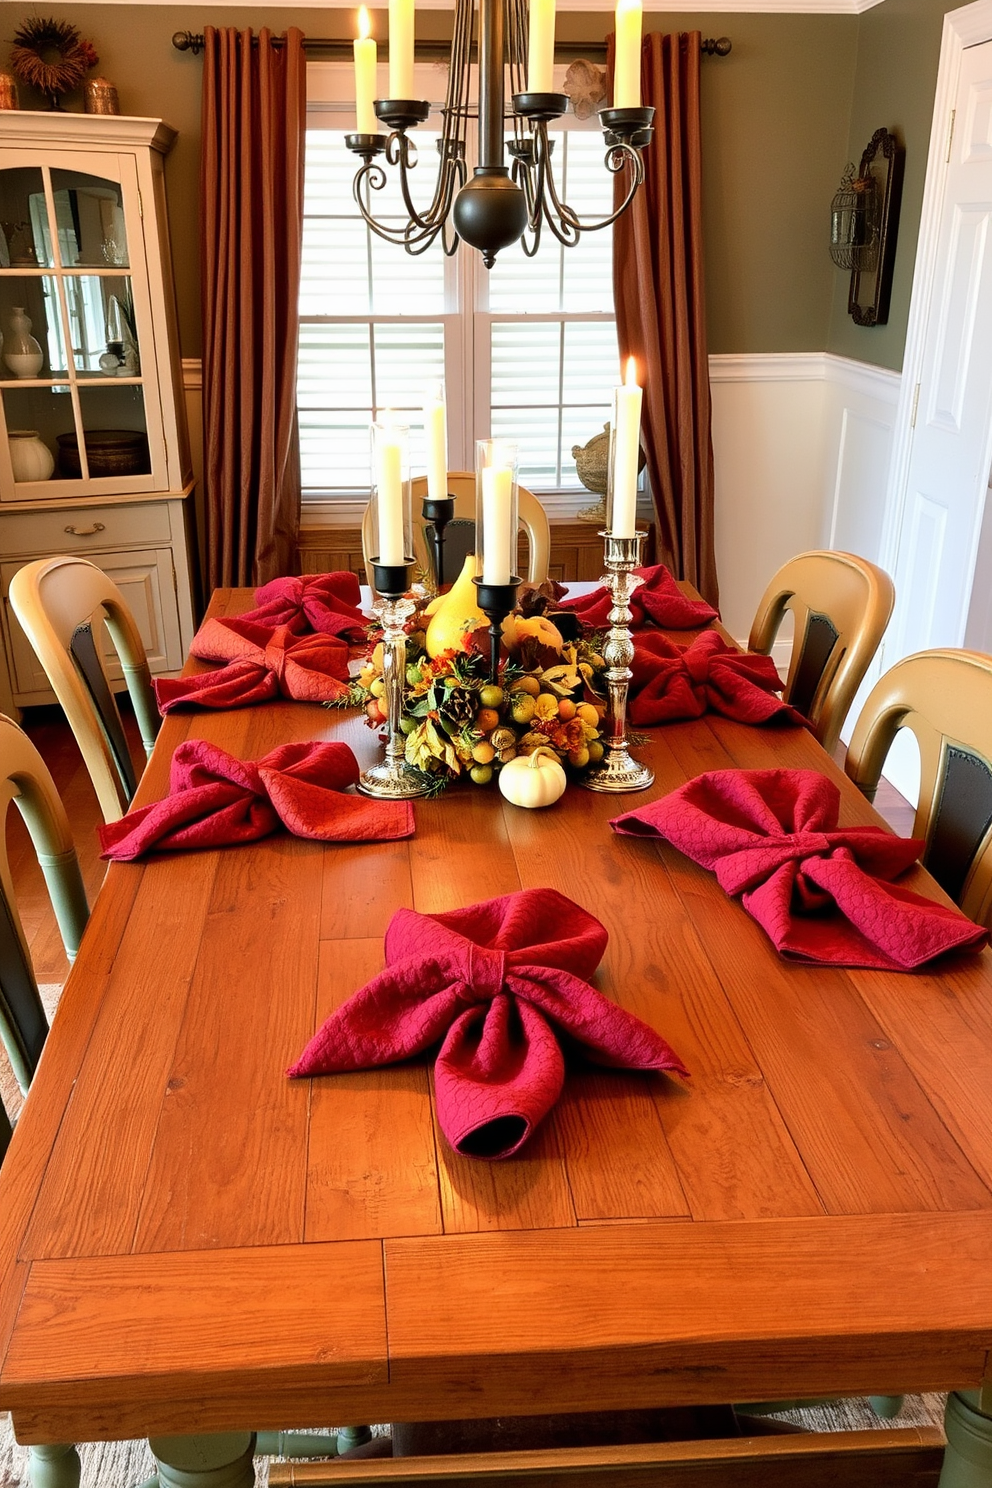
[748,550,896,757]
[0,713,89,1098]
[362,474,551,589]
[845,647,992,929]
[9,556,161,824]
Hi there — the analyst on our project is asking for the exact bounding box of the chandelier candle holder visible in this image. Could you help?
[360,422,431,801]
[423,382,455,587]
[473,438,521,684]
[347,0,654,266]
[583,364,654,794]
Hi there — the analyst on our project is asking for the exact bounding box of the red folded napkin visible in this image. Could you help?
[236,571,368,641]
[628,630,806,729]
[288,887,687,1159]
[155,621,352,712]
[611,769,988,970]
[560,564,718,631]
[99,740,413,860]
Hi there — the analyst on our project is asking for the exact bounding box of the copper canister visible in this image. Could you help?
[0,74,19,110]
[84,77,121,115]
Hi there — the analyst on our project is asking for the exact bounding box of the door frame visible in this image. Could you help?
[880,0,992,654]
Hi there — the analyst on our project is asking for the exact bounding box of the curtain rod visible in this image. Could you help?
[171,30,731,60]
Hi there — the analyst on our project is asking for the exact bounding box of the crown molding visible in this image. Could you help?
[66,0,886,10]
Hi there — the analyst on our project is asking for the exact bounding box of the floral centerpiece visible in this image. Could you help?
[344,559,608,790]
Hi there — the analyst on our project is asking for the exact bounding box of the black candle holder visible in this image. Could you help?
[421,495,455,590]
[599,105,655,151]
[345,132,388,161]
[473,575,521,685]
[512,92,569,122]
[372,560,414,600]
[374,98,431,131]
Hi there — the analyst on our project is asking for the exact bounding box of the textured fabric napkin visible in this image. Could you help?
[99,740,413,860]
[288,887,688,1159]
[628,630,806,729]
[611,768,988,969]
[560,564,718,631]
[235,571,368,641]
[155,621,352,712]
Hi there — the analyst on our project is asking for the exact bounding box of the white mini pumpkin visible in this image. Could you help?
[498,747,567,809]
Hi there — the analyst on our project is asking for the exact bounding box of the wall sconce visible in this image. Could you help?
[830,128,904,326]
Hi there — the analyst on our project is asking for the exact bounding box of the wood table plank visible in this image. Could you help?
[383,1215,992,1416]
[4,1241,387,1441]
[500,749,824,1222]
[305,939,442,1243]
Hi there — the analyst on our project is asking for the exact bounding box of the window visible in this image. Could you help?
[299,67,620,506]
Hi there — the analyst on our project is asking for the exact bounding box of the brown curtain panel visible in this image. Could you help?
[201,27,306,588]
[609,31,718,607]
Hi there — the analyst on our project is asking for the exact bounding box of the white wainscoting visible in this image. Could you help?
[709,352,901,664]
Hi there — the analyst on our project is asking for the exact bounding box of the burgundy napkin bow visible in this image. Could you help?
[236,571,368,641]
[612,768,988,970]
[560,564,718,631]
[155,620,352,712]
[289,887,687,1159]
[99,739,413,860]
[629,630,806,728]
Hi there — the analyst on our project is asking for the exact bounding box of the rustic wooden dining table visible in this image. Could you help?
[1,583,992,1488]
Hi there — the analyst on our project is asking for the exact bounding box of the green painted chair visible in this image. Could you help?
[9,556,160,824]
[0,712,89,1099]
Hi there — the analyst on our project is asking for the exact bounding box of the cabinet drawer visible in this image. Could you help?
[0,502,171,558]
[2,547,183,699]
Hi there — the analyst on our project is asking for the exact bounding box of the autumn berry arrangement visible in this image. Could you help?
[347,557,608,794]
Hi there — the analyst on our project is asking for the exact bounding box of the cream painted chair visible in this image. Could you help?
[845,648,992,929]
[748,550,895,757]
[0,713,88,1098]
[9,556,161,824]
[362,474,551,590]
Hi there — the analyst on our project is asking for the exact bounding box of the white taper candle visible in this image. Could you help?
[611,357,642,539]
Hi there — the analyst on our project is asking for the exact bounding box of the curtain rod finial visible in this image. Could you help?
[172,30,204,54]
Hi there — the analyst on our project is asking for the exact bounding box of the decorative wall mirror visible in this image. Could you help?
[847,128,904,327]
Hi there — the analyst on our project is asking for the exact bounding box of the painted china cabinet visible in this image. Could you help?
[0,113,195,714]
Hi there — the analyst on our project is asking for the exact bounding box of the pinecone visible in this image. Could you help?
[435,681,478,735]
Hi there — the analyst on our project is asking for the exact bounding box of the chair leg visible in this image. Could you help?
[939,1391,992,1488]
[870,1395,905,1419]
[28,1444,81,1488]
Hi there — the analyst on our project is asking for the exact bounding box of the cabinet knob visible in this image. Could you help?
[64,522,106,538]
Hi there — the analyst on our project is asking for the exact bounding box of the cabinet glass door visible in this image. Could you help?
[0,156,160,500]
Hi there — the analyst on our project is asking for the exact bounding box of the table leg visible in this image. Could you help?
[940,1392,992,1487]
[28,1444,81,1488]
[150,1433,256,1488]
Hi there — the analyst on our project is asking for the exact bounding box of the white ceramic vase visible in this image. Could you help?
[3,308,44,379]
[9,431,55,483]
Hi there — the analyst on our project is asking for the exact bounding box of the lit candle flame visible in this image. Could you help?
[624,356,638,388]
[358,6,371,39]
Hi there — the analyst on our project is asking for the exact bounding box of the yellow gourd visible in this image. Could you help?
[425,554,488,658]
[498,747,567,809]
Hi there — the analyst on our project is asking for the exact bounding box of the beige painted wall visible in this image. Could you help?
[826,0,953,371]
[21,5,856,360]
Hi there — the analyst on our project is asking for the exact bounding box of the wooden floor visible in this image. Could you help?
[5,706,917,988]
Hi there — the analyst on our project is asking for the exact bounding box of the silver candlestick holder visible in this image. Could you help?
[581,531,655,793]
[358,561,430,800]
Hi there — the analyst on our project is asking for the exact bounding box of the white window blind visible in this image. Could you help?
[298,118,618,499]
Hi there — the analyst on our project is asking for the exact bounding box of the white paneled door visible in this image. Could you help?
[890,38,992,664]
